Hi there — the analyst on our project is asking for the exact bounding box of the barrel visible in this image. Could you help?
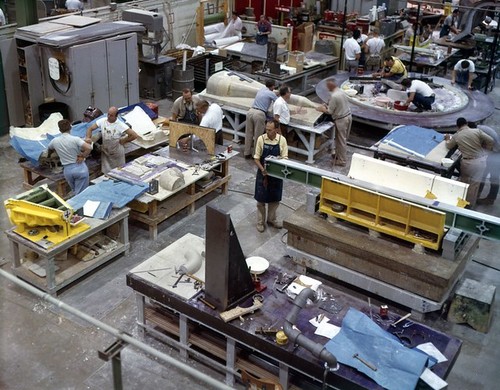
[172,66,195,101]
[38,102,69,123]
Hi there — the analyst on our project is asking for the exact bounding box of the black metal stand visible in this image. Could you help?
[98,339,129,390]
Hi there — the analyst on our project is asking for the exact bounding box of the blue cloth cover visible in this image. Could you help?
[379,125,444,157]
[325,308,430,390]
[67,179,147,210]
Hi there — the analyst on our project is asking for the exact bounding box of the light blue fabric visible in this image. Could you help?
[379,125,444,157]
[67,179,147,210]
[10,137,52,164]
[325,308,430,390]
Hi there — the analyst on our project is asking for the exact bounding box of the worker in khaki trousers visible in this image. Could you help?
[253,121,288,232]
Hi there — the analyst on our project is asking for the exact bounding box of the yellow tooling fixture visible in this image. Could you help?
[4,185,89,248]
[319,177,446,250]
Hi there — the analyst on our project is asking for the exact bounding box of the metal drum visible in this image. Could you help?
[172,65,195,101]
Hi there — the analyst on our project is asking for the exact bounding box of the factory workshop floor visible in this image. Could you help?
[1,84,499,390]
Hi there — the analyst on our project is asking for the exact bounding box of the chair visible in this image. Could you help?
[240,369,283,390]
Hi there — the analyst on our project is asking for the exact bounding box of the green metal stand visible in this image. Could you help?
[265,157,500,241]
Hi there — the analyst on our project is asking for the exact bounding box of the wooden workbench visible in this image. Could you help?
[5,208,130,295]
[20,159,101,199]
[127,257,461,389]
[127,146,236,239]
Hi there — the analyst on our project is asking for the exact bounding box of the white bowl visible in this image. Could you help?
[246,256,269,274]
[441,158,454,168]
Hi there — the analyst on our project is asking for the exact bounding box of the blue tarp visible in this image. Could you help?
[67,180,148,210]
[379,125,444,157]
[325,308,431,390]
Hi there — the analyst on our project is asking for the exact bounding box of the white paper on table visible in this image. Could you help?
[309,315,330,327]
[83,200,100,217]
[420,367,448,390]
[416,342,448,363]
[315,322,341,339]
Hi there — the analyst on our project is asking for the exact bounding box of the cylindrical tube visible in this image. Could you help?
[182,50,187,71]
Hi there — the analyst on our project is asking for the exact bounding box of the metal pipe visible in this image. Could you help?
[338,0,348,71]
[0,269,232,390]
[484,19,499,94]
[283,288,338,367]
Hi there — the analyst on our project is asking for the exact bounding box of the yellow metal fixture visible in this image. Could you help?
[4,185,89,248]
[319,177,446,250]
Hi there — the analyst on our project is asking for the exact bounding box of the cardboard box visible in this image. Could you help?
[297,22,314,52]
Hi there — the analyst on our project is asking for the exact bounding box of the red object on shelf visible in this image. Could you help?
[346,22,357,32]
[324,10,335,22]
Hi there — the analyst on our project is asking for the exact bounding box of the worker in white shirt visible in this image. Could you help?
[197,100,224,145]
[451,59,475,90]
[401,78,435,112]
[364,29,385,70]
[343,31,361,73]
[222,11,243,38]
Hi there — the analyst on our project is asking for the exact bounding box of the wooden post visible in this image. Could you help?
[196,1,206,47]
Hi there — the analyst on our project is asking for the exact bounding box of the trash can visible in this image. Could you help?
[38,102,70,123]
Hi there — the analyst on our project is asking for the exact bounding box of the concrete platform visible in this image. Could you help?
[284,206,479,309]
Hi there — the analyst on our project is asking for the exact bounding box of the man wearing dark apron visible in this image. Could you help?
[171,89,200,124]
[256,15,272,45]
[254,121,288,232]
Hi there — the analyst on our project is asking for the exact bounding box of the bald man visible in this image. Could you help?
[85,106,138,174]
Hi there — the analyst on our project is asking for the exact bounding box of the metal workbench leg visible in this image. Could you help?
[179,314,189,361]
[135,293,145,337]
[279,362,289,389]
[226,338,236,387]
[46,256,56,294]
[9,240,21,268]
[121,216,129,255]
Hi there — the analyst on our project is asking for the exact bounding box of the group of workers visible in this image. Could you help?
[43,6,497,237]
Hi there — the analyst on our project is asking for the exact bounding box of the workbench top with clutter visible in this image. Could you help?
[126,208,461,390]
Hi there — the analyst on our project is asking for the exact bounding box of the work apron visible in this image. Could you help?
[254,136,283,203]
[180,104,198,124]
[101,133,125,174]
[256,24,269,45]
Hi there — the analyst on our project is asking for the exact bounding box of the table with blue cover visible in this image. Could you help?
[127,261,461,389]
[370,125,462,178]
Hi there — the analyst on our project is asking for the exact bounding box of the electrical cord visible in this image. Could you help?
[227,188,299,211]
[49,66,72,96]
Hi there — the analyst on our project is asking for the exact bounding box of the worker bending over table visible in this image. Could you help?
[372,56,407,81]
[244,79,278,158]
[47,119,92,195]
[445,117,494,208]
[197,100,224,145]
[401,78,435,112]
[85,106,138,174]
[254,121,288,233]
[451,59,476,90]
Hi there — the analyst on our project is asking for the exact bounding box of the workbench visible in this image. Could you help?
[18,141,162,199]
[253,52,339,96]
[370,125,462,178]
[127,256,461,389]
[20,159,101,199]
[397,46,459,76]
[5,208,130,295]
[221,104,332,164]
[126,145,235,239]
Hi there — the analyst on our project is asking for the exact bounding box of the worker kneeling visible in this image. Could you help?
[401,78,435,112]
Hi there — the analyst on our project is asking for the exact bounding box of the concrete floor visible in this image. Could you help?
[1,81,499,390]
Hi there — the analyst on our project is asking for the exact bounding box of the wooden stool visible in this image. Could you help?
[447,278,496,333]
[240,369,283,390]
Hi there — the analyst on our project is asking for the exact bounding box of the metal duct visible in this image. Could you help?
[283,287,338,368]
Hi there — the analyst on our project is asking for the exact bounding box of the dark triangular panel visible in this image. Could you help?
[204,205,255,311]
